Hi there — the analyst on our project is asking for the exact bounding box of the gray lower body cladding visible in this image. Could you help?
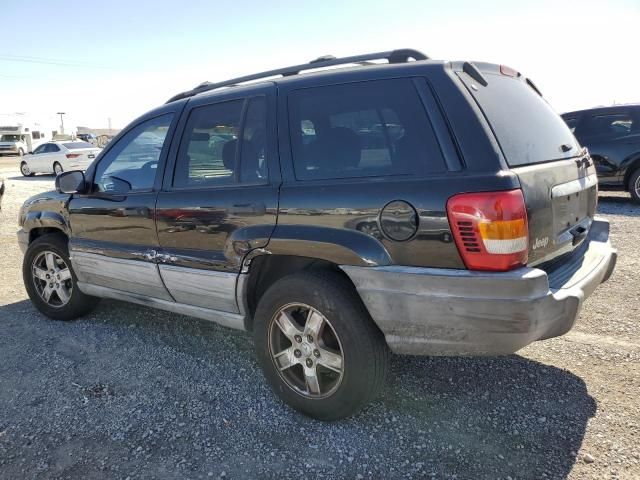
[341,218,617,356]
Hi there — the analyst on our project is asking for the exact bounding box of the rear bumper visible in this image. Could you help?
[341,218,617,356]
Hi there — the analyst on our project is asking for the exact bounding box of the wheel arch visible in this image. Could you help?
[241,253,358,332]
[239,224,391,331]
[622,153,640,190]
[23,211,70,245]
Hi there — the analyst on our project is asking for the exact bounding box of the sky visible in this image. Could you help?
[0,0,638,131]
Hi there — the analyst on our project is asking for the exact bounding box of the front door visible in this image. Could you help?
[29,143,56,173]
[155,88,279,312]
[68,108,181,300]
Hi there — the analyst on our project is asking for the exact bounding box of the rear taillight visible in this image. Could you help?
[447,189,529,272]
[66,153,81,159]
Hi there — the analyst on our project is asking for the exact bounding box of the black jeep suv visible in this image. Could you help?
[562,104,640,203]
[18,50,617,420]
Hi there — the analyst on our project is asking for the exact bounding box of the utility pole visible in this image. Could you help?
[57,112,66,134]
[108,117,112,131]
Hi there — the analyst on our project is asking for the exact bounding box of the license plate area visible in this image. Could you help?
[551,174,597,242]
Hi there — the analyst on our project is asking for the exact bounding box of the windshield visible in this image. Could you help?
[63,141,94,149]
[459,72,581,166]
[1,134,20,142]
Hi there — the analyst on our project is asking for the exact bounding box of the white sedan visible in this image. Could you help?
[20,141,101,177]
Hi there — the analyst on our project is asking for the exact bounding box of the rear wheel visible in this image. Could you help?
[20,161,33,177]
[253,271,388,420]
[18,148,24,157]
[53,162,63,175]
[23,234,100,320]
[629,168,640,204]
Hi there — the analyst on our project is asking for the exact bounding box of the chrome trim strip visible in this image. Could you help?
[551,174,598,198]
[158,264,239,313]
[77,282,246,331]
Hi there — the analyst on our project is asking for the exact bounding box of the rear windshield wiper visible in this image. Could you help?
[560,144,574,153]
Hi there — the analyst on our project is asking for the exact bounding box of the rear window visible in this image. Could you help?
[288,78,446,181]
[63,141,93,149]
[461,73,580,166]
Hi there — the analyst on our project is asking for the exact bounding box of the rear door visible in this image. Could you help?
[457,66,597,265]
[155,85,279,312]
[574,110,638,185]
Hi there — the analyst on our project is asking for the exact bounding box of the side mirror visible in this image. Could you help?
[56,170,87,194]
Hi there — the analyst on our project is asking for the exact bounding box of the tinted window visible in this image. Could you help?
[582,113,635,139]
[173,100,243,188]
[94,114,173,193]
[63,141,93,149]
[240,97,268,183]
[32,144,47,154]
[563,117,578,133]
[47,144,61,153]
[461,73,580,166]
[288,79,446,181]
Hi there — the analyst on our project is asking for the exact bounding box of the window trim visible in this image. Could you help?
[88,112,175,196]
[167,95,269,192]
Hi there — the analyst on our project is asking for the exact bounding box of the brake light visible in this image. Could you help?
[447,189,529,271]
[66,153,81,159]
[499,65,519,77]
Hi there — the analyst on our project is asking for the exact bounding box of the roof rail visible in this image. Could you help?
[166,49,428,103]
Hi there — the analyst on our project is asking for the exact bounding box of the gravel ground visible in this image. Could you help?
[0,156,638,479]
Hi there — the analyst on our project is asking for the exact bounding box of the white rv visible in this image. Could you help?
[0,123,51,157]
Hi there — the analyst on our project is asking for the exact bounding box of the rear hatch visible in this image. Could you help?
[457,64,597,266]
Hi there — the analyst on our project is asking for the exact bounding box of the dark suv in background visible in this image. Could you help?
[562,105,640,202]
[17,50,616,420]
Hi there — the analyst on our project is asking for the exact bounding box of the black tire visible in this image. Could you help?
[20,161,34,177]
[253,270,388,420]
[628,168,640,204]
[23,233,100,320]
[53,162,63,176]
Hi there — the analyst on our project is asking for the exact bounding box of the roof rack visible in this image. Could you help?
[166,49,428,103]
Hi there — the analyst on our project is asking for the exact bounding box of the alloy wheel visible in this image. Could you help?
[268,303,344,398]
[21,163,30,176]
[31,251,73,307]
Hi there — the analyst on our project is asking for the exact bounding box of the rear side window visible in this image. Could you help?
[563,116,578,133]
[173,100,243,188]
[582,113,635,139]
[173,97,268,188]
[461,73,580,166]
[288,79,446,181]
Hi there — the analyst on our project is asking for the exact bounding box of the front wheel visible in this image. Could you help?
[23,234,100,320]
[629,169,640,204]
[253,271,388,420]
[20,161,34,177]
